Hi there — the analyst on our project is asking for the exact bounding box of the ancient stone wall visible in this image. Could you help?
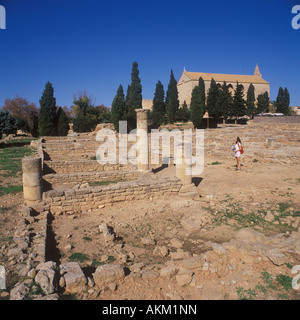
[43,160,135,174]
[43,170,141,189]
[253,116,300,124]
[43,175,183,215]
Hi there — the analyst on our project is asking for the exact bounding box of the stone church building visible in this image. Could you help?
[177,65,270,108]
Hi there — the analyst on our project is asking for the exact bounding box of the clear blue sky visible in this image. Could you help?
[0,0,299,108]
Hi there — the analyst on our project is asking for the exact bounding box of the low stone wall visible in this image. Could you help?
[43,170,141,189]
[7,206,49,276]
[43,160,135,174]
[253,115,300,124]
[43,175,183,215]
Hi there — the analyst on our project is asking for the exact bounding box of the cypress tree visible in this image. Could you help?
[57,107,69,136]
[125,84,131,116]
[232,82,246,120]
[126,62,142,131]
[151,80,166,127]
[275,87,290,115]
[110,85,126,132]
[190,85,205,128]
[165,70,179,124]
[284,88,290,113]
[198,77,206,109]
[246,83,256,118]
[257,91,270,114]
[217,82,233,122]
[38,82,57,136]
[207,78,221,118]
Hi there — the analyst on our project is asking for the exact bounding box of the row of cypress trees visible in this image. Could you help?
[110,62,143,132]
[111,65,292,131]
[189,78,290,127]
[111,66,187,131]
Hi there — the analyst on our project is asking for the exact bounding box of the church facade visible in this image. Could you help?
[177,65,270,108]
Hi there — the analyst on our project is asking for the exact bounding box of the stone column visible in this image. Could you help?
[175,141,192,185]
[22,157,43,205]
[135,109,150,172]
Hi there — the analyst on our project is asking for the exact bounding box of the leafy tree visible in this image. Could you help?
[151,80,166,127]
[232,82,246,120]
[257,91,270,114]
[110,85,126,132]
[126,62,143,131]
[275,87,290,115]
[73,115,94,133]
[96,105,110,123]
[216,82,233,123]
[246,83,256,118]
[0,110,18,139]
[165,70,179,124]
[38,82,57,136]
[176,101,190,122]
[2,96,39,137]
[190,85,205,128]
[207,78,221,118]
[57,107,69,136]
[72,93,99,132]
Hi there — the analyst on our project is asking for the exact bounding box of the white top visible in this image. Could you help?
[234,143,241,157]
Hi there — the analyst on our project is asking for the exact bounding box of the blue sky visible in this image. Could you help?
[0,0,299,108]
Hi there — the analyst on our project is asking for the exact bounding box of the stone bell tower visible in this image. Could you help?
[254,64,262,78]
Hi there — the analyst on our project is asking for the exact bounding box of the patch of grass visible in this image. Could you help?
[68,252,89,263]
[210,161,222,165]
[107,255,115,263]
[91,259,105,267]
[82,236,92,242]
[0,184,23,197]
[293,211,300,217]
[0,146,35,178]
[26,281,45,299]
[237,270,294,300]
[212,205,266,229]
[207,199,297,233]
[236,287,257,300]
[0,206,14,214]
[88,180,119,187]
[260,271,277,290]
[278,202,292,214]
[275,274,293,291]
[0,236,13,245]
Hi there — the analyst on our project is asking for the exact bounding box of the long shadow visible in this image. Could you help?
[42,179,53,192]
[42,162,56,174]
[152,164,168,174]
[192,177,203,187]
[45,214,61,264]
[0,141,32,149]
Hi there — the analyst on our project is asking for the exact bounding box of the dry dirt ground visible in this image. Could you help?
[49,155,300,300]
[1,148,300,300]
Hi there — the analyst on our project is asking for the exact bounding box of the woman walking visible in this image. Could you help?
[233,137,242,171]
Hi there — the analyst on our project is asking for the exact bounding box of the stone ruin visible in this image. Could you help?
[6,116,300,300]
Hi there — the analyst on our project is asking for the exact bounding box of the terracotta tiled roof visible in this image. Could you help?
[183,71,269,85]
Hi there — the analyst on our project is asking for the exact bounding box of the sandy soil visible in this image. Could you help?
[48,155,300,300]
